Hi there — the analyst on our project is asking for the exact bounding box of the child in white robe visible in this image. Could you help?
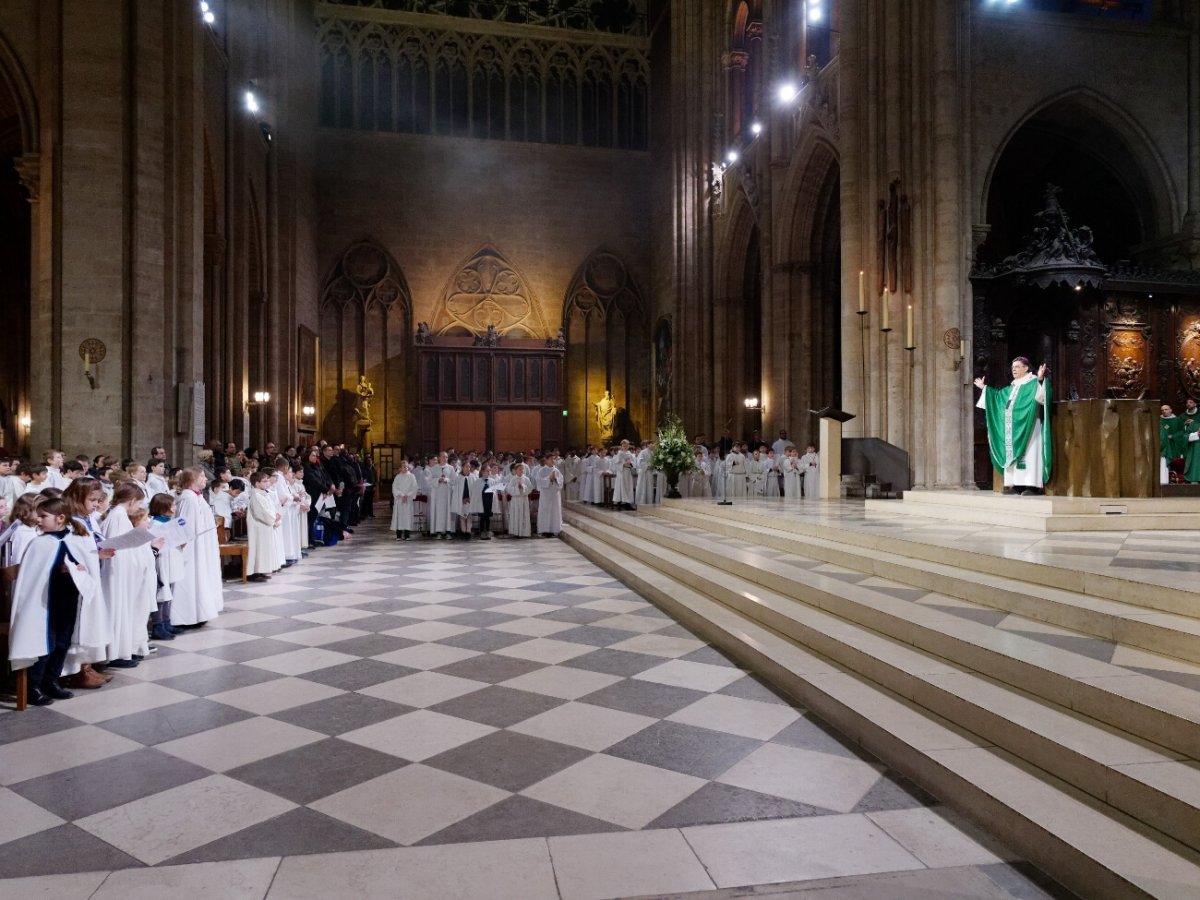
[506,463,533,538]
[800,445,820,499]
[763,451,782,498]
[782,447,803,501]
[3,493,42,565]
[98,483,156,667]
[172,467,224,627]
[246,470,282,581]
[8,497,104,705]
[390,460,419,540]
[148,493,183,640]
[536,454,564,535]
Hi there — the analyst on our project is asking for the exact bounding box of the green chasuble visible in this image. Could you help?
[1183,417,1200,483]
[1160,415,1186,460]
[980,375,1052,481]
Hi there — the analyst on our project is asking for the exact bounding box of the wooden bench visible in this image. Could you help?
[1,563,28,711]
[216,516,248,583]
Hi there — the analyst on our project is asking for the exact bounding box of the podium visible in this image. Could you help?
[1050,398,1157,497]
[811,407,856,499]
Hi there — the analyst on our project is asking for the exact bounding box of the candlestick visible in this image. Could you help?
[959,339,965,360]
[83,352,90,374]
[881,289,891,332]
[858,270,865,313]
[906,304,914,349]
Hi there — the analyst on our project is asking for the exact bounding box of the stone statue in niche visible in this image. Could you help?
[414,322,432,344]
[473,324,500,347]
[595,390,618,442]
[354,375,375,439]
[546,328,566,349]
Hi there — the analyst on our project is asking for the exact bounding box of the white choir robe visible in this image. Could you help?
[611,451,637,504]
[247,489,282,575]
[453,472,480,531]
[99,506,153,660]
[270,478,291,562]
[172,488,224,625]
[4,522,38,566]
[293,483,312,550]
[782,458,803,501]
[590,458,609,504]
[747,456,766,496]
[390,472,419,531]
[565,455,582,501]
[0,473,23,511]
[46,466,69,491]
[536,466,564,534]
[146,472,171,498]
[799,452,820,498]
[726,452,747,497]
[428,465,456,533]
[277,480,302,563]
[580,454,598,502]
[634,449,652,505]
[506,475,533,537]
[763,457,782,497]
[712,457,726,499]
[63,516,108,674]
[8,532,105,672]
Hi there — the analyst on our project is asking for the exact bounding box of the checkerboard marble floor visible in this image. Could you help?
[0,516,1068,899]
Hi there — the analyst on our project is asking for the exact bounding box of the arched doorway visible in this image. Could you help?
[0,48,32,454]
[972,92,1179,487]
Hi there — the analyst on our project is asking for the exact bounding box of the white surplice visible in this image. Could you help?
[172,489,224,625]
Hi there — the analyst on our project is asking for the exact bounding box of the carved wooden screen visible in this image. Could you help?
[417,344,564,454]
[318,241,413,446]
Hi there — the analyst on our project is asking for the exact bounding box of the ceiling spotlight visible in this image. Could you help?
[726,149,740,164]
[750,121,763,136]
[807,3,823,24]
[200,1,209,11]
[244,90,260,114]
[776,82,799,104]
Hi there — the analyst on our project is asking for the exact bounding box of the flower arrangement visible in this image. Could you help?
[651,414,694,498]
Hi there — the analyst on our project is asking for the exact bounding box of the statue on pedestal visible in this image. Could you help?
[354,375,375,447]
[594,390,618,443]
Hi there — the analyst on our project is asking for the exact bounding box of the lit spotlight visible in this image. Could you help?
[808,5,823,24]
[776,82,799,104]
[726,149,740,164]
[245,90,260,114]
[750,121,763,136]
[200,1,209,10]
[204,11,215,23]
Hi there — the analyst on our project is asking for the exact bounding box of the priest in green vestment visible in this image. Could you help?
[1161,403,1192,483]
[974,357,1051,494]
[1183,410,1200,484]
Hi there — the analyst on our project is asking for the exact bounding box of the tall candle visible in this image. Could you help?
[83,352,90,374]
[959,339,965,359]
[858,270,865,313]
[906,304,914,348]
[882,289,890,331]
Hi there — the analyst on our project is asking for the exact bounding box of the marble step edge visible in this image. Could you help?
[654,500,1200,616]
[899,491,1200,515]
[559,522,1200,900]
[567,508,1200,761]
[867,498,1200,533]
[638,503,1200,663]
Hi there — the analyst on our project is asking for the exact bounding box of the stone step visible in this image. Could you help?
[639,503,1200,666]
[652,500,1200,618]
[559,513,1200,900]
[868,495,1200,533]
[564,507,1200,853]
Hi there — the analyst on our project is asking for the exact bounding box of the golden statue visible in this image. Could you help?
[594,389,617,442]
[353,375,375,432]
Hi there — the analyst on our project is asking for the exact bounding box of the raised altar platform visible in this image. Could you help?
[871,488,1200,531]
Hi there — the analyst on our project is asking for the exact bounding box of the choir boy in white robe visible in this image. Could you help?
[634,442,656,506]
[580,447,598,504]
[611,440,637,509]
[246,470,282,581]
[390,460,419,540]
[454,461,480,538]
[726,446,747,497]
[536,453,565,535]
[269,468,293,566]
[710,447,726,499]
[3,494,41,565]
[782,447,803,501]
[747,450,766,497]
[172,467,224,625]
[99,483,156,666]
[763,450,782,498]
[800,445,820,498]
[506,463,533,537]
[564,451,582,501]
[146,459,171,497]
[44,449,69,490]
[479,463,502,538]
[428,452,456,539]
[8,497,105,705]
[591,448,610,504]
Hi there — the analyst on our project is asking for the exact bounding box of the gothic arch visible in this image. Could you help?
[562,249,648,446]
[432,245,546,338]
[980,89,1178,254]
[0,29,38,152]
[318,240,413,445]
[776,134,840,264]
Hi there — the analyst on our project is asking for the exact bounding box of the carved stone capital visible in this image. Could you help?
[13,153,40,201]
[723,49,749,71]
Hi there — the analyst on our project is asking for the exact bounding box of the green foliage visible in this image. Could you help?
[651,415,695,474]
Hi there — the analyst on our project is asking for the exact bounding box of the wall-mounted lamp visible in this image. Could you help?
[18,414,30,429]
[251,391,271,404]
[79,339,105,390]
[744,397,762,411]
[300,404,316,417]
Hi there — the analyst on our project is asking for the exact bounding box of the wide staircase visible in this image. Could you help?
[561,499,1200,900]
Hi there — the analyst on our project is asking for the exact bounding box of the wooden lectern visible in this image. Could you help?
[1050,398,1157,497]
[811,407,856,499]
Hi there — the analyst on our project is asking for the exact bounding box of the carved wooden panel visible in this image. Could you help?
[1105,329,1148,399]
[1175,309,1200,400]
